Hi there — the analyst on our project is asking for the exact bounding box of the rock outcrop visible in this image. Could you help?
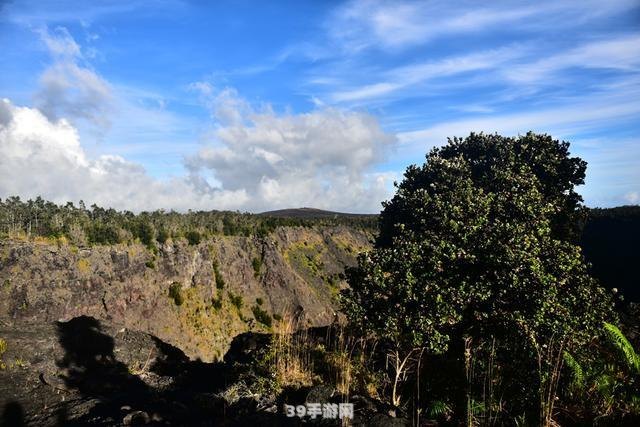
[0,225,372,361]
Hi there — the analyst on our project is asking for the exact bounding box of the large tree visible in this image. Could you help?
[376,132,588,248]
[342,132,615,422]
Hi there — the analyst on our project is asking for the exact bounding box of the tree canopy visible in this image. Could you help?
[342,132,615,419]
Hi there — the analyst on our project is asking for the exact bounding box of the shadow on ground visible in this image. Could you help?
[1,316,308,426]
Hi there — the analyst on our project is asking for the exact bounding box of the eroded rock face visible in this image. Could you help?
[0,226,371,361]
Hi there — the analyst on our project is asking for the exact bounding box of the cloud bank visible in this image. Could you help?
[0,98,248,211]
[0,94,395,213]
[187,87,396,212]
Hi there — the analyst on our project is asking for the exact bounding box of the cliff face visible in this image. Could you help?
[0,225,372,361]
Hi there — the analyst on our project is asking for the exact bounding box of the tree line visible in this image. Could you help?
[0,197,377,246]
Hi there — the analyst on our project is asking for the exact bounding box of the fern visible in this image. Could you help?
[603,322,640,374]
[563,351,585,391]
[427,400,452,418]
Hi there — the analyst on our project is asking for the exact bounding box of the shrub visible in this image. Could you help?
[169,282,184,306]
[77,258,91,274]
[135,220,155,246]
[256,297,264,306]
[252,257,263,278]
[228,291,243,311]
[342,132,616,414]
[252,305,272,327]
[212,259,225,289]
[211,294,223,311]
[88,223,121,245]
[185,230,201,246]
[156,228,169,244]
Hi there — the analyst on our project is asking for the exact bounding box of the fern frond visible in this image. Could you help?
[603,322,640,374]
[563,351,584,390]
[427,400,452,418]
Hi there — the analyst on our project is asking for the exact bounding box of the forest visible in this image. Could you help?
[0,197,377,246]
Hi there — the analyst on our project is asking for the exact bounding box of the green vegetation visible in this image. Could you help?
[212,259,225,289]
[228,291,243,311]
[286,242,324,280]
[251,257,262,278]
[0,338,6,370]
[0,197,377,245]
[156,227,170,244]
[211,294,223,311]
[251,304,272,327]
[135,220,155,247]
[1,132,638,425]
[342,133,624,425]
[185,230,201,246]
[604,322,640,373]
[169,282,184,306]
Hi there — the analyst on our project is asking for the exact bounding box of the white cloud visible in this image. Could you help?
[34,27,113,130]
[37,26,81,58]
[29,26,201,177]
[332,0,535,51]
[397,94,640,147]
[1,26,396,213]
[0,98,247,212]
[328,0,637,52]
[0,93,395,213]
[331,46,522,102]
[325,33,640,104]
[186,88,396,212]
[5,0,187,26]
[505,34,640,84]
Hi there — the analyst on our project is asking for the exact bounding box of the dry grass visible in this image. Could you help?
[325,326,354,396]
[271,312,315,388]
[77,258,91,275]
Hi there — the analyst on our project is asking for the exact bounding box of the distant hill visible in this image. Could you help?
[259,207,376,219]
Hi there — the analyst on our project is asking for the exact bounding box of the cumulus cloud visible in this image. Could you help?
[34,27,113,130]
[0,98,248,212]
[0,95,394,213]
[186,87,396,212]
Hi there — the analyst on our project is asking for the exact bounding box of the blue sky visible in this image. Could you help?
[0,0,639,212]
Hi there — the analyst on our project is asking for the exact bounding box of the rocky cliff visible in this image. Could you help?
[0,225,372,362]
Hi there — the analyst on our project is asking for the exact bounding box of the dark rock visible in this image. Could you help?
[122,410,150,425]
[305,385,336,404]
[366,413,410,427]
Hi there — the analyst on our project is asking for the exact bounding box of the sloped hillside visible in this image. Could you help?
[0,225,372,361]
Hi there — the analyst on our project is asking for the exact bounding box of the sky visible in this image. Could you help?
[0,0,639,213]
